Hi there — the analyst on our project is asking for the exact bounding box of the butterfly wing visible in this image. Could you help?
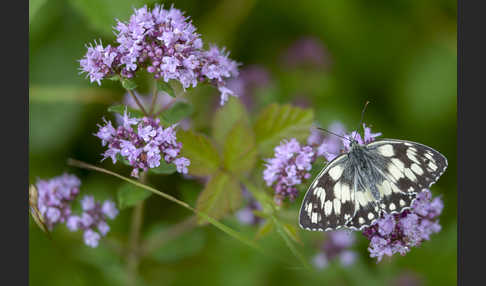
[366,139,448,191]
[347,139,448,226]
[299,154,356,231]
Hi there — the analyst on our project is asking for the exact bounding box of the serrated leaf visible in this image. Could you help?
[177,130,221,176]
[196,172,242,225]
[255,219,274,240]
[212,97,249,147]
[149,161,177,175]
[159,102,193,125]
[253,104,314,156]
[223,119,256,176]
[121,78,137,90]
[117,183,152,210]
[157,81,175,97]
[108,104,144,118]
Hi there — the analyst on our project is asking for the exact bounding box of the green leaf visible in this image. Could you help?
[272,216,311,270]
[255,219,274,240]
[222,119,257,177]
[159,102,193,125]
[177,130,221,176]
[149,161,177,175]
[121,78,137,90]
[196,171,242,225]
[157,81,175,97]
[212,97,249,147]
[117,183,152,210]
[148,224,206,262]
[253,104,314,156]
[107,104,144,118]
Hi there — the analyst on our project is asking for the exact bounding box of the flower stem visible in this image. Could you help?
[127,89,149,116]
[149,81,158,115]
[126,171,147,286]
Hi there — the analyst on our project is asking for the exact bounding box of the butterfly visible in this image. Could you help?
[299,134,448,232]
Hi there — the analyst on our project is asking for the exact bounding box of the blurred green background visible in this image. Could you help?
[29,0,456,285]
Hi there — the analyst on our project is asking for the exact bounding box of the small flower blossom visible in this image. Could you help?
[68,195,119,248]
[263,138,315,204]
[363,189,443,262]
[80,5,239,105]
[95,110,190,177]
[36,173,81,230]
[79,42,118,85]
[313,230,357,269]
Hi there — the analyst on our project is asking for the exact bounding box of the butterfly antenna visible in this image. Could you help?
[317,127,351,142]
[352,101,370,142]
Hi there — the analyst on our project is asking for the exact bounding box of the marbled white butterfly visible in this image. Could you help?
[299,108,447,231]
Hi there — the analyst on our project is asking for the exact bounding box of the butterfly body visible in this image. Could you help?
[299,139,447,231]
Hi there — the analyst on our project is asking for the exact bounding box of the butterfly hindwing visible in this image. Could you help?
[299,154,355,231]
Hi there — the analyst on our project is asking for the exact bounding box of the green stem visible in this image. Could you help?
[127,89,149,116]
[66,158,264,254]
[149,81,158,115]
[125,172,147,286]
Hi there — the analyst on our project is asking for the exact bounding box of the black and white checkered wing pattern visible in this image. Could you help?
[348,139,449,224]
[366,139,448,193]
[299,154,355,231]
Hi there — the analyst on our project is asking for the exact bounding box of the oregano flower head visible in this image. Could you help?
[363,189,443,262]
[95,110,190,177]
[80,4,239,105]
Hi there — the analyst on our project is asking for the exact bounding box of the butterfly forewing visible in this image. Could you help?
[299,138,447,231]
[299,154,356,231]
[367,139,448,191]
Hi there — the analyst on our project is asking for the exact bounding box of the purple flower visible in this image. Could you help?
[84,229,101,248]
[263,138,315,204]
[95,110,190,177]
[313,230,357,269]
[68,195,119,248]
[363,189,443,262]
[312,122,347,161]
[79,41,118,85]
[343,123,382,151]
[36,173,81,230]
[80,5,239,105]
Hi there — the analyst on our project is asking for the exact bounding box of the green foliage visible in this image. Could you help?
[117,182,152,210]
[196,171,242,225]
[120,78,137,90]
[159,102,193,125]
[253,104,314,156]
[222,119,257,176]
[29,0,48,23]
[212,96,249,147]
[148,161,177,175]
[177,130,222,176]
[156,81,176,98]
